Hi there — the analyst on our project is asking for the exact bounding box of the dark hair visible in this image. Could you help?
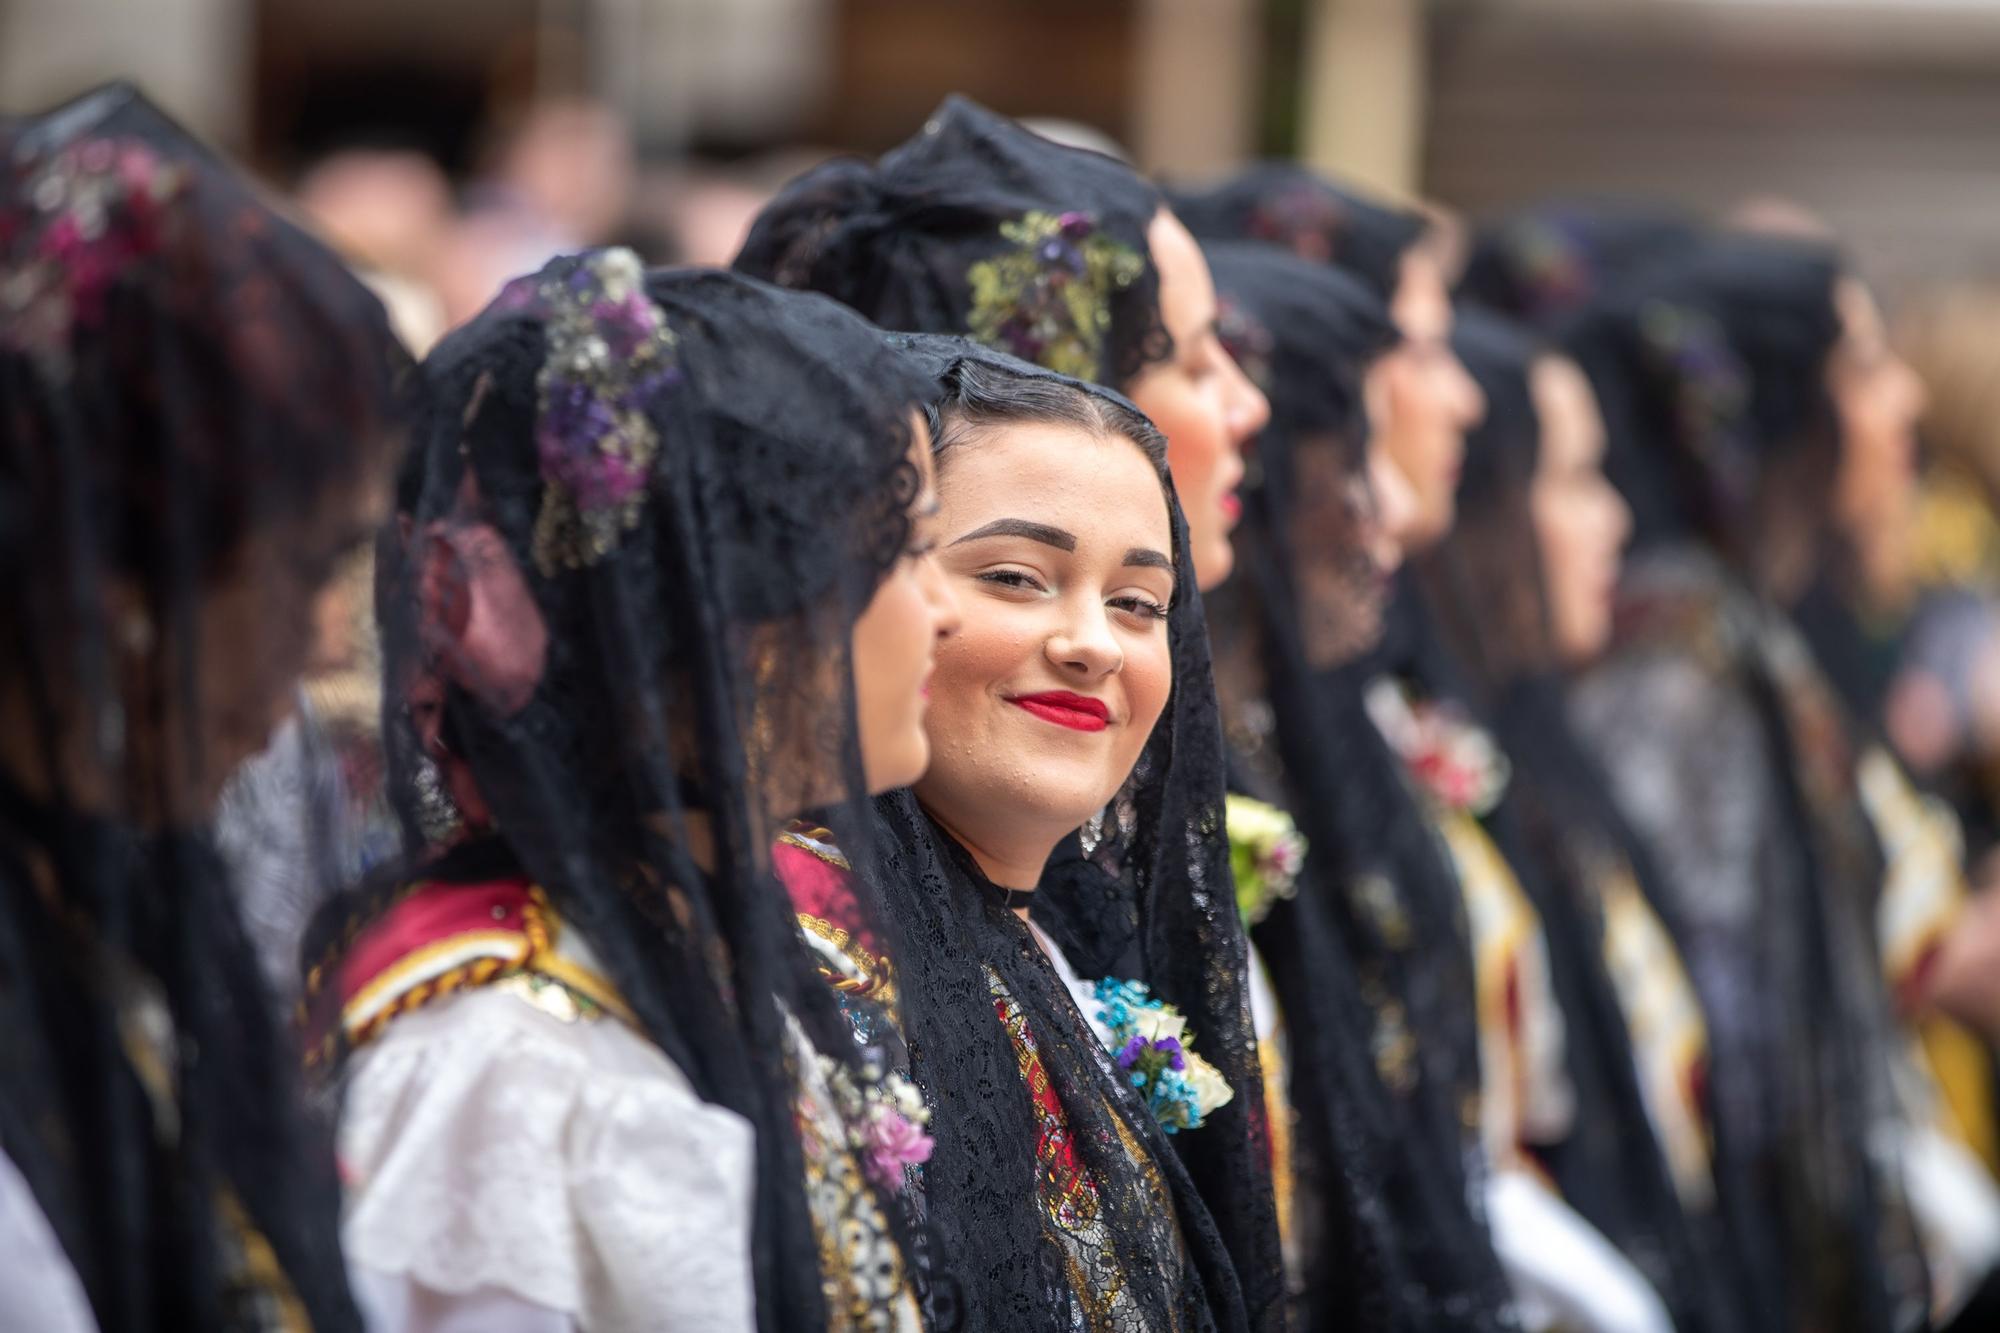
[924,350,1169,473]
[1423,307,1562,687]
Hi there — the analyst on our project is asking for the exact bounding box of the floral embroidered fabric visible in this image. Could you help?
[788,1015,926,1333]
[965,210,1145,380]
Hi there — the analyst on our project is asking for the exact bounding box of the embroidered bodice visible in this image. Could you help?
[774,822,1196,1331]
[1367,680,1574,1165]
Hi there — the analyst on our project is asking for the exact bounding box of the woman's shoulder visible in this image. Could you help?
[334,879,759,1325]
[331,874,746,1151]
[312,873,634,1062]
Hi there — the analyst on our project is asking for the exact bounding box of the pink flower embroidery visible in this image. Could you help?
[860,1108,935,1190]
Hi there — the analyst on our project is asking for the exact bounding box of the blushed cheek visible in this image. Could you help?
[1140,383,1219,494]
[1121,644,1175,754]
[926,610,1034,737]
[1164,409,1221,490]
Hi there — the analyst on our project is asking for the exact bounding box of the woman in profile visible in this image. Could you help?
[1422,307,1752,1332]
[1199,239,1520,1331]
[307,256,960,1330]
[0,85,408,1331]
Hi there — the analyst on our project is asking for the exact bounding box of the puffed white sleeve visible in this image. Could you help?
[338,987,758,1333]
[0,1147,98,1333]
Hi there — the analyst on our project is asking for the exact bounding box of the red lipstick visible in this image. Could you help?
[1220,492,1243,523]
[1008,690,1109,733]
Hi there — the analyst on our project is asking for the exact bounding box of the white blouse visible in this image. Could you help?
[339,982,758,1333]
[0,1147,98,1333]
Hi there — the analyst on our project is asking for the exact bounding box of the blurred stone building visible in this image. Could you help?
[5,0,2000,292]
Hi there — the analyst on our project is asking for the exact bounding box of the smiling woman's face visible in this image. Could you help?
[913,419,1176,874]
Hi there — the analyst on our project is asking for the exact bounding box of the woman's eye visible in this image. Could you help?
[975,569,1045,593]
[1110,595,1170,622]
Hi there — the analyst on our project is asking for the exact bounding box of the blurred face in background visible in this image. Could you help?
[1126,209,1270,592]
[498,98,636,247]
[1528,355,1630,666]
[1829,276,1927,610]
[1369,246,1485,550]
[850,429,963,794]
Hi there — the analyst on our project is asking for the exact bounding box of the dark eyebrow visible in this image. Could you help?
[1123,547,1174,572]
[949,518,1076,552]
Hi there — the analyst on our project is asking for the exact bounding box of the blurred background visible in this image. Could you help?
[11,0,2000,333]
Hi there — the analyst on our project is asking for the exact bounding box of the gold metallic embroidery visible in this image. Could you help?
[792,1026,921,1331]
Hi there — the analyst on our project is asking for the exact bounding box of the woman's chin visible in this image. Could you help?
[865,735,932,798]
[1195,533,1234,592]
[917,769,1118,851]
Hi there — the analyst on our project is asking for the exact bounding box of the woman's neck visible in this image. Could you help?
[918,801,1057,917]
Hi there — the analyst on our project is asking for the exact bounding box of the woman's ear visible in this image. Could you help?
[416,518,547,717]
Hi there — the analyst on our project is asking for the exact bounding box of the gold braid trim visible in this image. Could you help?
[778,824,852,869]
[215,1187,311,1333]
[334,885,634,1055]
[345,953,517,1049]
[796,912,897,1004]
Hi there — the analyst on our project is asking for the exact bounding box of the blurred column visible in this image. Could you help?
[0,0,250,147]
[612,0,834,151]
[1131,0,1260,177]
[1299,0,1425,197]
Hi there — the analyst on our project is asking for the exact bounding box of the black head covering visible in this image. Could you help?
[1562,232,1843,563]
[1202,246,1516,1331]
[1169,164,1428,306]
[863,332,1270,1331]
[311,257,938,1330]
[1206,241,1400,669]
[1563,229,1901,720]
[735,95,1171,388]
[1456,202,1701,333]
[0,84,407,1330]
[1420,308,1757,1333]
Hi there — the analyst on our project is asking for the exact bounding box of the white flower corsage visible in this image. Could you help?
[1226,793,1307,928]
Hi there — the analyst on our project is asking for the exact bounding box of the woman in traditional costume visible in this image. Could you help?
[739,97,1284,1329]
[1199,240,1519,1332]
[1181,166,1694,1332]
[306,256,959,1331]
[1422,307,1759,1333]
[1567,231,2000,1330]
[0,84,407,1331]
